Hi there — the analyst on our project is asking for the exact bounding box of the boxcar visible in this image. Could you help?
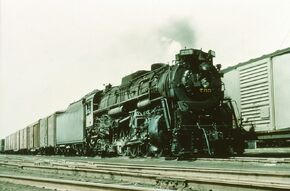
[9,134,14,152]
[0,139,4,153]
[40,117,48,148]
[19,129,27,150]
[4,136,9,152]
[33,121,40,150]
[223,47,290,146]
[7,135,12,152]
[9,135,12,151]
[10,134,14,151]
[12,131,20,152]
[19,128,28,152]
[48,112,63,147]
[48,114,56,147]
[19,129,24,150]
[38,112,63,154]
[7,134,11,152]
[56,100,84,145]
[27,125,33,150]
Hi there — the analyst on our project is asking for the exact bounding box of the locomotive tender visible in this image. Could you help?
[3,48,245,157]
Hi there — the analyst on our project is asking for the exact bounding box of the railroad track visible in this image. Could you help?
[3,154,290,164]
[0,155,290,190]
[0,174,162,191]
[200,156,290,164]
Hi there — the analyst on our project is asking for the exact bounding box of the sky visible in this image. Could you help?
[1,0,290,139]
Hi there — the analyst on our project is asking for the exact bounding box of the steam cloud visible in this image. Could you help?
[158,18,195,48]
[111,17,196,73]
[157,18,195,59]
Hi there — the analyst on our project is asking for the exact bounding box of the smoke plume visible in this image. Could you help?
[158,18,195,48]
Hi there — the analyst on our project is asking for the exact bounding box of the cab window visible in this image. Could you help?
[86,101,92,116]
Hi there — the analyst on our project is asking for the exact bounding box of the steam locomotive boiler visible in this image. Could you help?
[85,48,245,157]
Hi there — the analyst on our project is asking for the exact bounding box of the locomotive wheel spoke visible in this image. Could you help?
[121,147,128,156]
[129,145,139,158]
[140,144,150,157]
[117,130,129,156]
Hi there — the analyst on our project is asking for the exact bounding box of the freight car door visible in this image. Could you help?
[272,54,290,130]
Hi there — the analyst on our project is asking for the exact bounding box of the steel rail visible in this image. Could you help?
[1,156,290,180]
[0,174,164,191]
[2,154,290,164]
[2,158,290,178]
[0,159,290,190]
[0,157,290,183]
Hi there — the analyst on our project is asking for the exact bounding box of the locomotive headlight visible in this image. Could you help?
[201,78,210,88]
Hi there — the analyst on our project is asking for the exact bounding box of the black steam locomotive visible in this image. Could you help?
[86,48,245,157]
[3,48,245,157]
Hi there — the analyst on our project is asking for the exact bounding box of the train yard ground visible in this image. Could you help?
[0,152,290,191]
[244,148,290,157]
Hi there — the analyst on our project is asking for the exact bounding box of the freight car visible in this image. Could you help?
[223,47,290,148]
[19,128,27,154]
[3,48,245,157]
[23,120,40,154]
[4,135,10,153]
[0,139,4,153]
[39,112,63,154]
[22,112,63,154]
[4,131,20,153]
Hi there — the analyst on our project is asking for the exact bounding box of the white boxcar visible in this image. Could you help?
[47,114,56,147]
[11,134,15,151]
[56,100,84,145]
[19,128,27,150]
[7,135,11,151]
[4,136,9,151]
[47,112,63,147]
[40,117,48,148]
[223,47,290,139]
[33,121,40,149]
[13,131,20,151]
[27,125,34,150]
[6,135,11,151]
[10,134,14,151]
